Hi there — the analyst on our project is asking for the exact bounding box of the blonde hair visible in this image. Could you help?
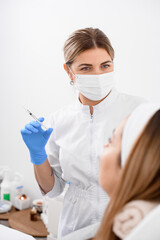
[63,28,114,65]
[94,110,160,240]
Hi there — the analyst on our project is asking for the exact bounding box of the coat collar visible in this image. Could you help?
[74,88,118,112]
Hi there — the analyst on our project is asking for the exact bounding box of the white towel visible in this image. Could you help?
[113,200,158,239]
[121,103,160,167]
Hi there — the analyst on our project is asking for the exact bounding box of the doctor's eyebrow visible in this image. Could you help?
[78,63,92,67]
[77,60,113,68]
[100,60,113,65]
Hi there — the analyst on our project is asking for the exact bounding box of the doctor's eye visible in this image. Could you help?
[102,64,111,69]
[102,64,110,69]
[80,67,90,71]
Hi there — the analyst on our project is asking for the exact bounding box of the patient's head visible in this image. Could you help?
[99,104,160,201]
[95,104,160,240]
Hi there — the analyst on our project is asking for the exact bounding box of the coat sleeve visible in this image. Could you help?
[40,113,66,198]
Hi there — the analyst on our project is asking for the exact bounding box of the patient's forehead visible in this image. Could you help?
[115,116,130,136]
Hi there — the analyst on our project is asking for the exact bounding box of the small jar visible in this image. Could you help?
[30,206,37,221]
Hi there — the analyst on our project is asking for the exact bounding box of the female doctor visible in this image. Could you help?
[21,28,145,238]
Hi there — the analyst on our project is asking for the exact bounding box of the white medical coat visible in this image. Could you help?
[44,89,145,237]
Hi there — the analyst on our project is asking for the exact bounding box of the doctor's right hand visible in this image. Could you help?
[20,117,53,165]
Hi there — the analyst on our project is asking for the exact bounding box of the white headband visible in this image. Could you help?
[121,103,160,167]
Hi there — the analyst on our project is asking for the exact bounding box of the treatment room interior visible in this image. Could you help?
[0,0,160,239]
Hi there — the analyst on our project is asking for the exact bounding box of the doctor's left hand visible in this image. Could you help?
[20,117,53,165]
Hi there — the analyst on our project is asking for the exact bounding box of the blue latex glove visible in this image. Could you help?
[20,117,53,165]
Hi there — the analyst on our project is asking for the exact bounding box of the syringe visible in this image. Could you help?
[23,107,48,130]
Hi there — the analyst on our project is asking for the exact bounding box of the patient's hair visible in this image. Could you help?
[94,110,160,240]
[63,27,114,66]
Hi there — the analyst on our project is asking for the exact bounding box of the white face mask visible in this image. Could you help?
[72,71,115,101]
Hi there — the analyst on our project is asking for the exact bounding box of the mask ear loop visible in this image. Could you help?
[68,67,75,86]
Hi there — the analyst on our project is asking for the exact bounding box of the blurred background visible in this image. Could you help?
[0,0,160,200]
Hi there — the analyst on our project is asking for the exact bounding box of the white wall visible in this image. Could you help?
[0,0,160,200]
